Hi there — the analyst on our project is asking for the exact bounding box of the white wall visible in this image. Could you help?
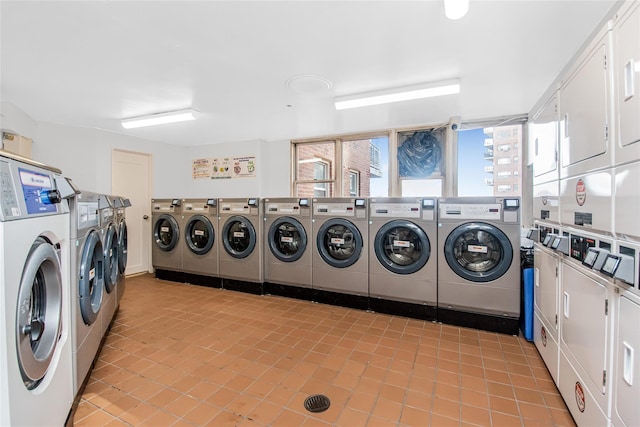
[2,101,292,198]
[183,139,291,198]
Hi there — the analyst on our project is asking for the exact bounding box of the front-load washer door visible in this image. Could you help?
[222,215,256,259]
[79,231,105,325]
[444,222,513,282]
[374,220,430,274]
[117,220,127,274]
[16,237,64,389]
[154,214,180,251]
[185,215,215,255]
[104,224,119,293]
[316,218,363,268]
[268,217,307,262]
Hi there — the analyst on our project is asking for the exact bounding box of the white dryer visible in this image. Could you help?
[99,195,119,337]
[218,198,263,294]
[263,198,313,299]
[151,198,184,282]
[312,198,369,310]
[68,191,106,397]
[558,259,615,427]
[0,151,74,425]
[368,197,437,320]
[182,198,220,287]
[437,197,521,334]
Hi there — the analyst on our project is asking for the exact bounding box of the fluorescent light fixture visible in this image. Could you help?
[334,79,460,110]
[121,108,197,129]
[444,0,469,20]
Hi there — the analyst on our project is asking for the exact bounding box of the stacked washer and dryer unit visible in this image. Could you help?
[0,151,75,425]
[528,3,640,425]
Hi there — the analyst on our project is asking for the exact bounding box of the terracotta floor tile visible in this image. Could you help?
[72,275,576,427]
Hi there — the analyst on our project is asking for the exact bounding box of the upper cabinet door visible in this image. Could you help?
[559,24,614,179]
[530,93,559,185]
[615,2,640,165]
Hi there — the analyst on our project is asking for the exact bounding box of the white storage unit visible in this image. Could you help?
[533,180,560,224]
[613,1,640,167]
[611,289,640,427]
[559,169,613,236]
[533,241,562,383]
[559,22,614,180]
[559,261,614,426]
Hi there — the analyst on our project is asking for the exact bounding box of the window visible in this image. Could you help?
[457,122,523,197]
[348,170,359,196]
[293,134,389,197]
[398,128,443,197]
[293,141,335,197]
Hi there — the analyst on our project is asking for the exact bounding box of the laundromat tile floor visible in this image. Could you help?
[72,274,575,426]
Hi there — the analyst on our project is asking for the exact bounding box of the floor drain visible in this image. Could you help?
[304,394,331,413]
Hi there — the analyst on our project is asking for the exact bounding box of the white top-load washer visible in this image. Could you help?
[368,197,437,320]
[437,197,521,334]
[0,150,75,426]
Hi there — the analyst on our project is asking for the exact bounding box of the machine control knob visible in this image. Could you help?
[143,215,149,220]
[40,189,62,204]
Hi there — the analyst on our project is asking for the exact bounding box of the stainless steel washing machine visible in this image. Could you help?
[312,198,368,309]
[437,197,521,334]
[263,198,313,299]
[369,197,437,320]
[113,196,130,306]
[151,198,183,281]
[99,195,119,338]
[182,198,220,287]
[218,198,263,294]
[68,190,105,397]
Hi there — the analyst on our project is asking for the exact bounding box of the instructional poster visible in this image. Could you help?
[192,156,256,179]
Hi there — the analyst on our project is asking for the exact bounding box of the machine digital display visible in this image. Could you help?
[503,199,519,208]
[601,255,621,276]
[422,199,435,208]
[171,199,180,206]
[355,199,366,207]
[299,198,309,207]
[582,249,598,268]
[247,198,258,206]
[206,199,216,206]
[19,168,57,215]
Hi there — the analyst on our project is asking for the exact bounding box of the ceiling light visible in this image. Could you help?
[444,0,469,20]
[121,108,197,129]
[334,79,460,110]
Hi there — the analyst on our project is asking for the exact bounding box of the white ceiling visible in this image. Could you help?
[0,1,617,146]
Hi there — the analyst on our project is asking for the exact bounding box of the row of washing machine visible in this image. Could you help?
[529,224,639,427]
[152,196,522,334]
[0,150,129,426]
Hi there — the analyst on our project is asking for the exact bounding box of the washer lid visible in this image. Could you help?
[444,222,513,282]
[374,220,430,275]
[222,215,256,259]
[185,214,215,255]
[268,216,307,262]
[316,218,362,268]
[154,214,180,251]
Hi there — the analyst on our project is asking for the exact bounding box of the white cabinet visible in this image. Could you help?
[614,1,640,166]
[559,23,614,179]
[530,93,560,185]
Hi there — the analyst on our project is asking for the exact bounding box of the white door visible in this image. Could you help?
[112,149,152,275]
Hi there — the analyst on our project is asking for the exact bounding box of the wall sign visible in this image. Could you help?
[192,156,256,180]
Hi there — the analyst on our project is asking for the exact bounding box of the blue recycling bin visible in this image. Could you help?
[521,267,534,341]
